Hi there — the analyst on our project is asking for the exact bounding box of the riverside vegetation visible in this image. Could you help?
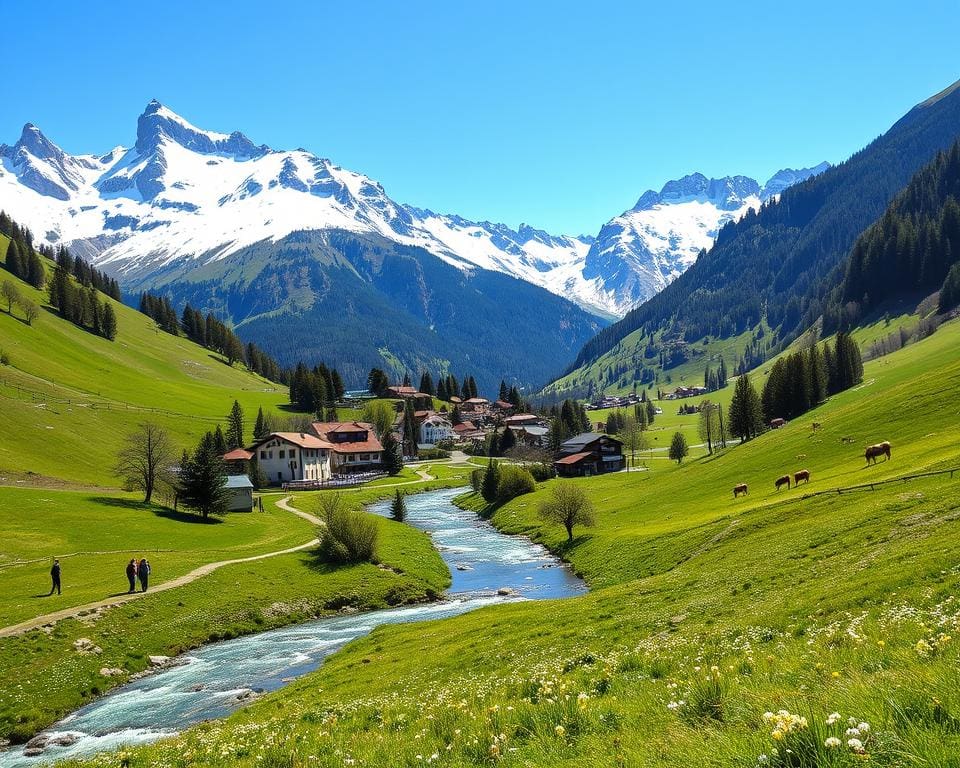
[49,312,960,767]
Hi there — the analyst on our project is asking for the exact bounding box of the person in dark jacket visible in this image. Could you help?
[125,559,137,593]
[49,558,61,595]
[138,558,150,592]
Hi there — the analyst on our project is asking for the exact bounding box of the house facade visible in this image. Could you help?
[310,421,384,473]
[224,475,254,512]
[420,414,454,445]
[250,432,333,485]
[554,432,625,477]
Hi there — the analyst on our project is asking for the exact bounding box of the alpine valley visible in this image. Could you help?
[0,101,826,391]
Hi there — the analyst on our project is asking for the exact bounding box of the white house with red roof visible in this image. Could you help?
[249,432,333,485]
[309,421,384,473]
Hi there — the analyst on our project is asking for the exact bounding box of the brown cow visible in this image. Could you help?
[865,441,892,464]
[733,483,748,498]
[794,469,810,484]
[775,474,791,491]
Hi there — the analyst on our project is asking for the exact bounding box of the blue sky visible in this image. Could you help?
[3,1,958,234]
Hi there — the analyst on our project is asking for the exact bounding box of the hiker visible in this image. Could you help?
[138,558,151,592]
[49,558,61,595]
[126,558,137,593]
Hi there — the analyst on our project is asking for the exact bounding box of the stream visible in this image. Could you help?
[1,487,586,766]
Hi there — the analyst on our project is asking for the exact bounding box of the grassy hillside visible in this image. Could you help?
[87,317,960,767]
[0,234,296,487]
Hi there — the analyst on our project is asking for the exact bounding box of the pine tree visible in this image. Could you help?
[940,261,960,312]
[178,439,230,520]
[498,380,509,402]
[381,430,403,475]
[646,399,656,425]
[402,398,418,456]
[254,406,268,440]
[499,425,516,453]
[419,371,435,396]
[226,400,245,449]
[481,459,500,503]
[212,425,228,456]
[390,489,407,522]
[729,374,763,442]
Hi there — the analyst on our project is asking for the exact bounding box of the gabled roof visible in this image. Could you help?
[223,448,254,461]
[560,432,623,451]
[494,400,514,409]
[252,432,333,450]
[465,397,489,404]
[555,452,594,465]
[311,421,383,453]
[223,474,254,489]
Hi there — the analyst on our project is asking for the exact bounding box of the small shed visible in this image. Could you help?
[223,475,254,512]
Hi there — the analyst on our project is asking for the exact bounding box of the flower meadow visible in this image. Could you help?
[62,594,960,768]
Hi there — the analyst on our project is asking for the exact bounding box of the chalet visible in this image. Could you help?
[554,432,624,477]
[493,399,514,413]
[452,420,485,442]
[420,414,454,445]
[504,413,539,428]
[510,424,549,447]
[460,397,490,413]
[665,385,709,400]
[222,447,253,475]
[223,475,254,512]
[250,432,333,485]
[385,386,433,408]
[310,421,384,473]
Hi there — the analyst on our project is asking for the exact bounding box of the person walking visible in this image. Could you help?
[138,558,151,592]
[49,558,61,595]
[125,558,137,593]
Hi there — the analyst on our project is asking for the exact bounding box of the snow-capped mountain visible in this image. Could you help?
[0,101,827,318]
[581,164,831,314]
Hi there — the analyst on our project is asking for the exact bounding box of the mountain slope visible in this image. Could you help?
[0,233,291,486]
[562,76,960,381]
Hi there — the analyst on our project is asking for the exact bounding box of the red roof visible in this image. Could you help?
[505,413,537,424]
[494,400,513,409]
[223,448,254,461]
[449,396,462,403]
[453,421,476,433]
[465,397,489,404]
[253,432,333,450]
[310,422,384,454]
[555,452,594,465]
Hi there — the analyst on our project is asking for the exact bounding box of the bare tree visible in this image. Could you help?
[19,298,39,326]
[620,415,649,470]
[538,481,595,542]
[1,280,20,314]
[115,423,176,503]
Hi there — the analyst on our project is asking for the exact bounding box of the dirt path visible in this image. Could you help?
[0,518,319,640]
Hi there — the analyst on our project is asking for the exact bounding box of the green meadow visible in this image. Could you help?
[67,316,960,767]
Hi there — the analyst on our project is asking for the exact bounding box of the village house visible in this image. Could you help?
[222,447,253,475]
[460,397,490,414]
[554,432,625,477]
[510,424,549,447]
[385,385,434,409]
[504,413,539,428]
[249,432,333,485]
[420,414,454,445]
[310,421,385,473]
[493,399,514,413]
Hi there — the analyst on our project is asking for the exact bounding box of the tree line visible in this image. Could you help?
[289,362,345,419]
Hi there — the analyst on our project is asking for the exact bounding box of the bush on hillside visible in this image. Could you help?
[317,494,378,564]
[529,462,557,482]
[417,447,450,460]
[496,465,536,504]
[470,468,484,493]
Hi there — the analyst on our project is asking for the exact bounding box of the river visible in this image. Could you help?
[1,487,585,766]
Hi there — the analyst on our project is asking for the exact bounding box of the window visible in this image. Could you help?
[260,451,267,460]
[279,450,285,459]
[277,472,282,481]
[289,449,296,458]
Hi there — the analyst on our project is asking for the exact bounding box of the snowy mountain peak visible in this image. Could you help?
[634,172,762,212]
[135,100,268,159]
[761,161,831,197]
[16,123,64,162]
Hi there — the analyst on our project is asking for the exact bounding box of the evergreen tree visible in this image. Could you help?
[254,406,269,441]
[402,371,411,387]
[481,459,500,503]
[419,371,435,396]
[498,380,509,402]
[729,374,763,442]
[27,251,44,289]
[178,439,230,520]
[102,302,117,340]
[940,261,960,312]
[436,376,448,401]
[226,400,245,450]
[381,430,403,475]
[212,425,228,456]
[646,399,656,425]
[402,398,418,456]
[330,368,345,400]
[390,489,407,522]
[508,385,522,409]
[367,367,389,397]
[498,425,516,453]
[668,431,689,463]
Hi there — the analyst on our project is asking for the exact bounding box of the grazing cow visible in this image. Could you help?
[733,483,748,498]
[865,441,892,464]
[794,469,810,484]
[775,474,791,491]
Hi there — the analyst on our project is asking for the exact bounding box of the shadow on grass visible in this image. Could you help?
[152,508,224,524]
[87,496,152,510]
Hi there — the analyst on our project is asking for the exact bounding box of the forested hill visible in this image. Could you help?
[565,77,960,374]
[833,140,960,319]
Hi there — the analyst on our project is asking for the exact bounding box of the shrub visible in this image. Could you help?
[530,462,556,482]
[0,349,9,366]
[417,447,451,460]
[497,465,536,503]
[317,494,378,564]
[470,468,484,493]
